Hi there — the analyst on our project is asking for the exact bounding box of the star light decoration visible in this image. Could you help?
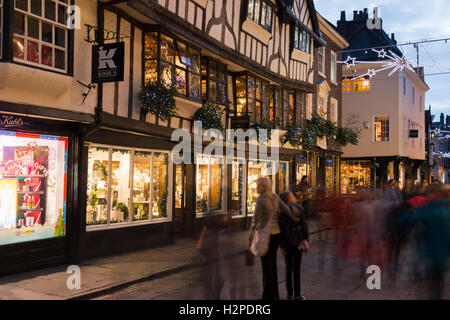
[339,49,416,80]
[433,152,450,159]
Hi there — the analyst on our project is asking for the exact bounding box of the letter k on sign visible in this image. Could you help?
[98,46,118,69]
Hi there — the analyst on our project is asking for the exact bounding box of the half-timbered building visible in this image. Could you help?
[0,0,341,273]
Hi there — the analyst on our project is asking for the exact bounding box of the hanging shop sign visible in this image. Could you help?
[409,130,419,138]
[231,116,251,130]
[92,42,125,83]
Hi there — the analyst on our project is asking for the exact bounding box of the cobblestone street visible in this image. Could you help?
[96,231,450,300]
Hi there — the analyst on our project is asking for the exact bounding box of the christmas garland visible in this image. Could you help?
[251,118,273,143]
[193,101,224,131]
[138,80,178,122]
[282,120,302,148]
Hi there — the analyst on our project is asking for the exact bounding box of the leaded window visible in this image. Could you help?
[144,32,201,101]
[201,57,228,105]
[13,0,69,71]
[234,73,269,122]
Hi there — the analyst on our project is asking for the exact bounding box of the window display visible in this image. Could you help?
[247,160,274,215]
[325,156,334,192]
[0,130,68,245]
[278,161,289,193]
[340,161,372,194]
[196,156,223,215]
[87,145,171,227]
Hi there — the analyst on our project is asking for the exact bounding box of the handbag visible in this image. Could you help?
[250,220,272,257]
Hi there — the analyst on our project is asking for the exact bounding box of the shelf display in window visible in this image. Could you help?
[0,130,68,245]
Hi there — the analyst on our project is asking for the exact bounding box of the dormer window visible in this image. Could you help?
[247,0,273,32]
[293,25,311,54]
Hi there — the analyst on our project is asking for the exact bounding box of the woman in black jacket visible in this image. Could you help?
[279,191,310,301]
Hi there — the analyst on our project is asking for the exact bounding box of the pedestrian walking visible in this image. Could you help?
[279,191,310,301]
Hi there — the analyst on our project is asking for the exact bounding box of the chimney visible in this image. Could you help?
[353,10,358,21]
[441,113,445,125]
[391,33,395,41]
[363,8,369,19]
[340,10,346,21]
[447,116,450,126]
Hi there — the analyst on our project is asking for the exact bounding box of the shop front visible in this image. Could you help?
[0,112,78,275]
[340,160,373,194]
[79,127,176,260]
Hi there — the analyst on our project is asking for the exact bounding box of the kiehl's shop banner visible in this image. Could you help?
[92,42,125,83]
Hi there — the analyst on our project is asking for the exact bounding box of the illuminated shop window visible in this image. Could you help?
[340,161,372,194]
[87,146,171,227]
[277,161,289,194]
[325,156,335,192]
[231,159,245,217]
[196,156,223,215]
[13,0,69,71]
[234,73,269,123]
[144,32,201,101]
[308,152,318,187]
[0,129,68,245]
[342,77,370,92]
[293,25,311,54]
[247,160,275,216]
[247,0,273,32]
[374,116,390,142]
[201,57,228,105]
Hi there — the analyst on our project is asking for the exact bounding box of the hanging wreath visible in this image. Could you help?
[138,80,178,122]
[251,118,273,143]
[193,101,225,131]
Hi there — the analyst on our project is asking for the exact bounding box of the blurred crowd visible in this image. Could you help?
[305,179,450,300]
[193,177,449,300]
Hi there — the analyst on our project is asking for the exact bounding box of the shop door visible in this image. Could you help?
[174,165,186,239]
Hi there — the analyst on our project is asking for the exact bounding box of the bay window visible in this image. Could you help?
[247,0,273,32]
[202,57,228,105]
[234,73,269,123]
[86,145,171,228]
[293,25,311,54]
[13,0,69,71]
[144,31,201,100]
[196,156,224,215]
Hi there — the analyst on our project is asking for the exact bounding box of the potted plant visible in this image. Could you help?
[138,80,178,121]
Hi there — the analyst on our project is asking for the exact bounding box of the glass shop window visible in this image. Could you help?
[144,32,201,101]
[231,159,245,217]
[277,161,289,194]
[196,156,223,215]
[247,160,275,216]
[13,0,69,71]
[0,129,68,246]
[86,145,171,228]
